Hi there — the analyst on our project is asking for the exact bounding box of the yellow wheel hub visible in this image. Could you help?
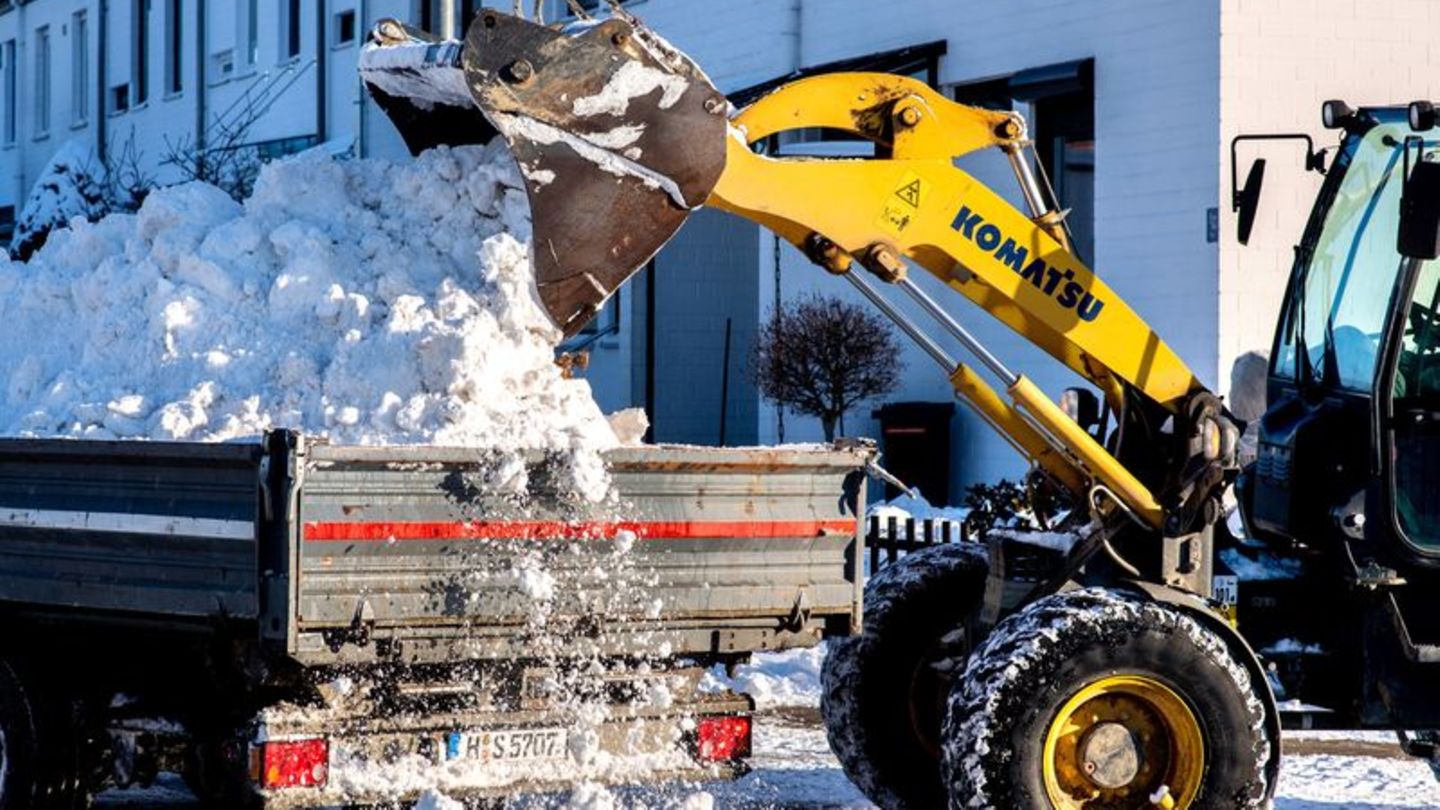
[1041,674,1205,809]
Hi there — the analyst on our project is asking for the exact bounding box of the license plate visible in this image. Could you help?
[444,727,567,763]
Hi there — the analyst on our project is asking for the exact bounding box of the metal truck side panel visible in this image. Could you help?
[292,444,866,665]
[0,439,263,620]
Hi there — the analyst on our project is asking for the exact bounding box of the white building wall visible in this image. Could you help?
[630,0,1223,497]
[1,0,104,212]
[1217,0,1440,386]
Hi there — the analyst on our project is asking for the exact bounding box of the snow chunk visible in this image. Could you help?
[572,61,690,118]
[704,644,826,709]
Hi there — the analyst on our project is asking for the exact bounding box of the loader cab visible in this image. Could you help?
[1241,106,1440,729]
[1250,108,1440,562]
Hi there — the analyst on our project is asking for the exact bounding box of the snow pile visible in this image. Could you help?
[0,142,616,498]
[869,492,969,524]
[704,645,826,710]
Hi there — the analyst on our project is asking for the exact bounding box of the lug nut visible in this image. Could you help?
[704,97,727,115]
[898,106,922,128]
[612,30,631,46]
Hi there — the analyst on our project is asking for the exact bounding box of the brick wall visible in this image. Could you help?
[1217,0,1440,388]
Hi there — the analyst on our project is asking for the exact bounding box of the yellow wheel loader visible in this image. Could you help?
[361,8,1440,808]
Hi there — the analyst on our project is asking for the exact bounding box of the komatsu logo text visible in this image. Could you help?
[950,205,1105,323]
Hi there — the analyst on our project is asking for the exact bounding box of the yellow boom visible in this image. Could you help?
[712,74,1207,529]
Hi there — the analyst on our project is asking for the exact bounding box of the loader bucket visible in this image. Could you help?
[360,12,730,337]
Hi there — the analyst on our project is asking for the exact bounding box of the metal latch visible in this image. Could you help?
[258,454,274,520]
[785,588,813,632]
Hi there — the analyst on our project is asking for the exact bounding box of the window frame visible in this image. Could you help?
[281,0,302,61]
[333,9,357,48]
[164,0,182,96]
[246,0,259,66]
[133,0,150,106]
[71,10,89,125]
[33,25,50,139]
[1,39,15,146]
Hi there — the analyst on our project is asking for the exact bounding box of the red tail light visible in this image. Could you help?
[256,738,329,789]
[694,715,752,762]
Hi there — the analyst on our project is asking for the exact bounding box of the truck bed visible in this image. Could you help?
[0,432,868,666]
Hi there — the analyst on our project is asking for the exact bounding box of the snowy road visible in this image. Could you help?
[720,714,1440,810]
[98,715,1440,808]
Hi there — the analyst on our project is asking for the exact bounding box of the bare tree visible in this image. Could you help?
[159,113,264,202]
[748,293,904,441]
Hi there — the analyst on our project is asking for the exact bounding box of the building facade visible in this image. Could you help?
[2,0,1437,503]
[614,0,1440,503]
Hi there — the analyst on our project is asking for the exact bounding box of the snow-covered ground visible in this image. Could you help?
[96,716,1440,808]
[97,646,1440,808]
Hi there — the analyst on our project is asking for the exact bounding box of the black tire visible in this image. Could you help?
[822,544,988,810]
[0,659,40,810]
[941,587,1277,810]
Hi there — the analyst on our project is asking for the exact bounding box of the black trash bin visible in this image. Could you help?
[872,401,956,506]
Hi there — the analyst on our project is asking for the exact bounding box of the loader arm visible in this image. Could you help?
[709,73,1232,529]
[360,11,1239,537]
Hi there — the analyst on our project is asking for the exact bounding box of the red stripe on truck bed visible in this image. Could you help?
[302,519,856,542]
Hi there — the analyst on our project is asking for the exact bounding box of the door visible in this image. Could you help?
[1387,258,1440,554]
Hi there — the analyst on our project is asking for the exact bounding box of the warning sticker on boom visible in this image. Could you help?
[879,171,930,236]
[896,178,923,207]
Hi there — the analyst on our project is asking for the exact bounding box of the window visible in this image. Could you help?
[111,83,130,113]
[282,0,301,59]
[1276,124,1410,390]
[0,205,14,246]
[2,39,14,145]
[33,26,50,138]
[133,0,150,105]
[416,0,439,32]
[255,133,318,160]
[165,0,182,95]
[246,0,259,64]
[461,0,482,34]
[334,9,356,46]
[952,59,1095,263]
[212,48,234,79]
[72,11,89,124]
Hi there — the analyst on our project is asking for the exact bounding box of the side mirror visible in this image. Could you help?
[1230,133,1324,247]
[1236,159,1267,246]
[1399,160,1440,260]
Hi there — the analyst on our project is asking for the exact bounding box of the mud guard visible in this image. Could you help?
[1116,578,1284,793]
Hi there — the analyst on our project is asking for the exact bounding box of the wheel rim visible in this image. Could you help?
[1041,674,1205,809]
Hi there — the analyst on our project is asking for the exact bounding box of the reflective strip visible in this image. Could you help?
[0,508,254,541]
[303,519,857,542]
